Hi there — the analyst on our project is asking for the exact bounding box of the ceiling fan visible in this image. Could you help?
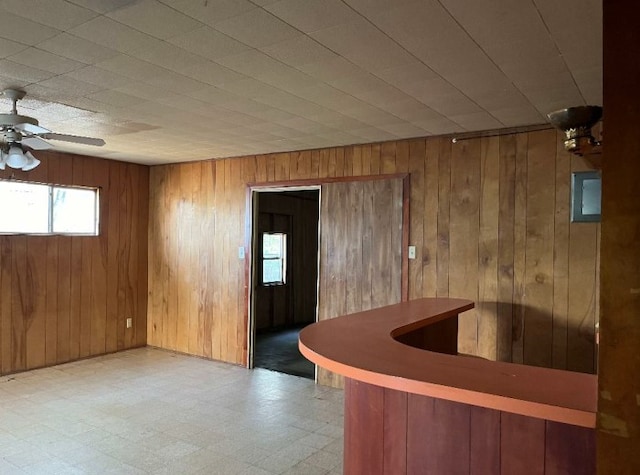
[0,88,105,171]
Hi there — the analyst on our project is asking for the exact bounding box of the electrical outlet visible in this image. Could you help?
[126,317,132,329]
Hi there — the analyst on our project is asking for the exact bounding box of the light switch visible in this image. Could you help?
[238,247,245,259]
[408,246,416,259]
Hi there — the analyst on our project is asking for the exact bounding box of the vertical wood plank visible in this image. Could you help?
[79,160,93,358]
[176,163,192,353]
[370,143,381,175]
[408,395,471,474]
[0,236,11,374]
[497,135,516,363]
[395,140,409,173]
[512,133,529,364]
[11,237,27,371]
[567,154,599,374]
[319,148,330,178]
[90,159,109,356]
[523,129,557,368]
[408,139,425,300]
[436,137,451,298]
[231,158,245,364]
[381,141,396,174]
[478,136,500,360]
[202,161,215,358]
[449,138,480,356]
[501,412,545,475]
[327,148,337,177]
[361,180,374,313]
[361,144,372,176]
[371,180,394,309]
[352,145,363,176]
[383,388,407,474]
[390,179,404,304]
[470,406,501,474]
[147,165,162,348]
[309,149,320,178]
[343,379,384,475]
[125,164,141,349]
[343,146,354,177]
[164,164,179,352]
[422,139,438,299]
[106,161,122,353]
[136,165,149,347]
[335,147,345,176]
[210,160,225,360]
[188,162,203,357]
[274,152,290,181]
[545,421,596,475]
[345,183,364,315]
[552,132,571,369]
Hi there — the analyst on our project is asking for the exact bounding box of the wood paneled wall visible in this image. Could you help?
[0,151,149,376]
[148,130,600,373]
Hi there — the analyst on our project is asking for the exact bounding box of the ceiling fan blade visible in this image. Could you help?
[22,136,53,150]
[41,133,105,146]
[15,122,51,134]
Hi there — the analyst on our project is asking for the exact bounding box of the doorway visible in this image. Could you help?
[250,188,320,379]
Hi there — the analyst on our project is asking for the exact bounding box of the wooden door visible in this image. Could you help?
[317,178,404,387]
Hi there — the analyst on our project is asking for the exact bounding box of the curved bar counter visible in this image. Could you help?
[299,298,596,474]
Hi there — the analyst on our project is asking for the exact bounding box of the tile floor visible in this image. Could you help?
[254,327,315,380]
[0,348,344,474]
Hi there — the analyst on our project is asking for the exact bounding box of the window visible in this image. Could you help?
[0,179,99,235]
[262,232,287,285]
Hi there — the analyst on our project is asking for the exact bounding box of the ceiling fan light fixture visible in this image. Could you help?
[6,144,28,169]
[547,106,603,156]
[2,144,41,171]
[22,151,40,171]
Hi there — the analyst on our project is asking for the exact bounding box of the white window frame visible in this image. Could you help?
[261,232,287,286]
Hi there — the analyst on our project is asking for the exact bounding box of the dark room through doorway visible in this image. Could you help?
[251,188,320,379]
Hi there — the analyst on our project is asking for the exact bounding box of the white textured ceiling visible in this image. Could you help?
[0,0,602,165]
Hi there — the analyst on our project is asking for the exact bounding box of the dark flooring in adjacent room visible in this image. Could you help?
[255,327,315,379]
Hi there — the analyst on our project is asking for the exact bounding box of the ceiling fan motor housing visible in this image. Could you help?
[547,105,603,157]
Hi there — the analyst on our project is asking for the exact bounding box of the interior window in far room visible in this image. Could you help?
[262,232,287,285]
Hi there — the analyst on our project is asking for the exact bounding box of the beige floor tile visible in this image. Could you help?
[0,348,344,475]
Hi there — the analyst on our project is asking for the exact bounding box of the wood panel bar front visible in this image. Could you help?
[344,379,596,475]
[299,298,597,475]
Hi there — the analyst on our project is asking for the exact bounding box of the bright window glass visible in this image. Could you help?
[262,233,286,285]
[0,181,49,233]
[0,179,99,235]
[52,187,98,234]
